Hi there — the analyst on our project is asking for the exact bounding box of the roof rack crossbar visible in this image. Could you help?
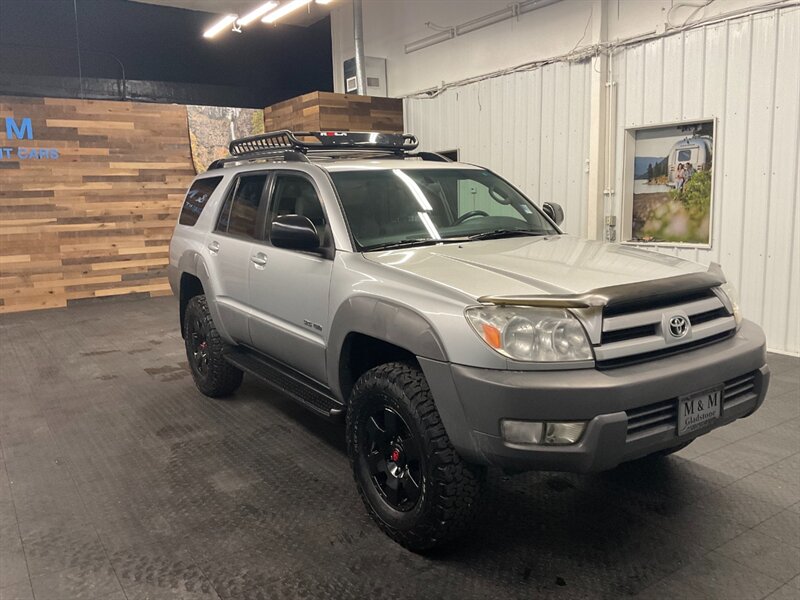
[207,149,309,170]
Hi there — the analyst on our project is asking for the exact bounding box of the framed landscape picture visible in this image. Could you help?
[624,120,715,246]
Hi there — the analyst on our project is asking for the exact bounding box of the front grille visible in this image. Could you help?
[626,398,677,439]
[597,330,735,370]
[603,289,716,317]
[625,370,759,441]
[595,291,736,368]
[691,307,729,325]
[723,372,757,409]
[601,323,658,345]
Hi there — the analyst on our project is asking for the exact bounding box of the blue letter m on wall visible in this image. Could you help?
[5,117,33,140]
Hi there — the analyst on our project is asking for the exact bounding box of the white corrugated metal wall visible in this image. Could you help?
[404,61,592,237]
[404,5,799,354]
[611,6,800,354]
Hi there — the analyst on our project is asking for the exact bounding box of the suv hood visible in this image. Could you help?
[365,235,707,299]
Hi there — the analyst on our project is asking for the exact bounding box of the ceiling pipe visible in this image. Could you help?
[352,0,368,95]
[405,0,563,54]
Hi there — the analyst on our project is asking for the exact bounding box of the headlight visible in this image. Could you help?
[718,282,743,328]
[465,306,593,362]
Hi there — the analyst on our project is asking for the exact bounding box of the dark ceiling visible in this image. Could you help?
[0,0,333,107]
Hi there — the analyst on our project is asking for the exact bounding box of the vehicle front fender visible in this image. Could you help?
[326,296,447,400]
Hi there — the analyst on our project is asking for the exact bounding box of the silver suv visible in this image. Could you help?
[169,131,769,551]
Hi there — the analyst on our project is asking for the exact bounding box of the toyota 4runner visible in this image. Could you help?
[169,131,769,551]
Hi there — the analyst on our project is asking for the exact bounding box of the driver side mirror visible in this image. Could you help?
[543,202,564,226]
[270,214,321,251]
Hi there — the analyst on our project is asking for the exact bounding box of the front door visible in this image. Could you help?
[248,172,334,383]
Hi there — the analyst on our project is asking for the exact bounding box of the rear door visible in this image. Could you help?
[204,172,270,344]
[247,171,334,383]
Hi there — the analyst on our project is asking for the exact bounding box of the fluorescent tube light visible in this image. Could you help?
[518,0,562,16]
[203,14,237,38]
[403,0,562,53]
[316,0,333,4]
[404,29,454,54]
[456,6,515,36]
[262,0,312,24]
[237,1,278,26]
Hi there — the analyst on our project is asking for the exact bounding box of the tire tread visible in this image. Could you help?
[184,295,243,398]
[346,361,483,551]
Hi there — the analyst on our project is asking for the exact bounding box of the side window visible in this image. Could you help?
[268,174,328,236]
[216,174,268,238]
[179,176,223,226]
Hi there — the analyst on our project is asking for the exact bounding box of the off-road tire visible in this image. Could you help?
[183,295,243,398]
[346,361,485,552]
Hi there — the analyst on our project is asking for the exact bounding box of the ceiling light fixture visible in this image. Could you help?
[237,1,278,26]
[315,0,333,4]
[404,29,455,54]
[262,0,312,24]
[203,14,238,38]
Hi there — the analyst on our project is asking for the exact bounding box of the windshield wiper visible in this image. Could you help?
[361,238,443,252]
[363,229,548,251]
[466,229,544,241]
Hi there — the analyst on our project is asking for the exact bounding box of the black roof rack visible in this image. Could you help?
[231,130,419,156]
[207,130,445,170]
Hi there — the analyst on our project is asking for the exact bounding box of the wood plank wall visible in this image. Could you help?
[264,91,404,133]
[0,96,195,313]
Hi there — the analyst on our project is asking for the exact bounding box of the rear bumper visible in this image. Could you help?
[420,319,770,472]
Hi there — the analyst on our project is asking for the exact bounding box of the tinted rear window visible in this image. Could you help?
[179,177,223,226]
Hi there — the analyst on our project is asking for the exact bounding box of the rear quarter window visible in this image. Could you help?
[179,176,223,226]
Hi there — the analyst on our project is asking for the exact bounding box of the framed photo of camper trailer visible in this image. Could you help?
[621,119,716,247]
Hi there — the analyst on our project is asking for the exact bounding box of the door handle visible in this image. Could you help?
[250,253,268,267]
[207,240,220,254]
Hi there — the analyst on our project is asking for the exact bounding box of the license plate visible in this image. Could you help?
[677,387,723,436]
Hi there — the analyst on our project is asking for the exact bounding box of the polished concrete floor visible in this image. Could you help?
[0,296,798,600]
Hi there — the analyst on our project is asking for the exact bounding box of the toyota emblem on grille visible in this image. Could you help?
[668,315,689,338]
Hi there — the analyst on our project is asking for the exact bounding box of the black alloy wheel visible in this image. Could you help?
[188,316,210,377]
[182,295,243,398]
[362,405,424,511]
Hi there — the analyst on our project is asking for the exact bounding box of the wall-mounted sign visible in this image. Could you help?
[1,117,60,160]
[623,119,715,246]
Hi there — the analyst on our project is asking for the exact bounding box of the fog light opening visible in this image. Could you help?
[501,420,544,445]
[544,421,586,445]
[501,420,586,446]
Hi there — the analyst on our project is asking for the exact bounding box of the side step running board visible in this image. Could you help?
[224,348,344,418]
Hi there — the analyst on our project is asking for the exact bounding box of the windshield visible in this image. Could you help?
[329,168,559,250]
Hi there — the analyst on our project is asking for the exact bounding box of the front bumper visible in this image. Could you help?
[419,319,770,472]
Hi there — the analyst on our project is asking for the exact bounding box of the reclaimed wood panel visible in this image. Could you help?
[264,91,404,133]
[0,96,195,313]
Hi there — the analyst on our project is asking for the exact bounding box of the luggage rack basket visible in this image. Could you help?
[208,130,448,170]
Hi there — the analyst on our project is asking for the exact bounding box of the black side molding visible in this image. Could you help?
[224,347,343,419]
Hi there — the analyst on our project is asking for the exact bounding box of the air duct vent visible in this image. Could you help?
[343,56,388,97]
